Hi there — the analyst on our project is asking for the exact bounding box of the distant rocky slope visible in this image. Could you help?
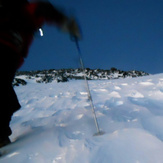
[13,67,149,86]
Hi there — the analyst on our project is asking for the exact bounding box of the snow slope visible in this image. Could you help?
[1,74,163,162]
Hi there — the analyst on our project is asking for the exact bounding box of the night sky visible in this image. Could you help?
[21,0,163,74]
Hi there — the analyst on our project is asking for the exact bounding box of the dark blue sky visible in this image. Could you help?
[21,0,163,74]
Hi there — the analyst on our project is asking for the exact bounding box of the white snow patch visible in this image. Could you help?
[121,83,128,86]
[80,92,88,95]
[1,74,163,162]
[139,81,154,86]
[114,86,121,90]
[109,91,121,98]
[128,90,144,98]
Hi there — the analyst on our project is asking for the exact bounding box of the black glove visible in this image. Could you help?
[61,18,82,40]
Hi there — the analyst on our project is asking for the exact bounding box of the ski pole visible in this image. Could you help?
[73,36,104,136]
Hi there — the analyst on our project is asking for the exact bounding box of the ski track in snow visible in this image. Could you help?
[1,74,163,162]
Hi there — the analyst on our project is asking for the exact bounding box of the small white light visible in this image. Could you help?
[39,28,44,37]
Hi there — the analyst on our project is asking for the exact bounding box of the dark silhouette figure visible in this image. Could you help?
[0,0,80,148]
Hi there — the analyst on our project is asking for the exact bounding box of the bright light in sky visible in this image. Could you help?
[39,28,44,37]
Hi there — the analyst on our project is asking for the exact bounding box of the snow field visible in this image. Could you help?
[1,74,163,162]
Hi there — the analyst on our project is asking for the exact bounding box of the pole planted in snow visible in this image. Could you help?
[73,36,104,136]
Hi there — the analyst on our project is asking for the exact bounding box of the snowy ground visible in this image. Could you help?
[1,74,163,162]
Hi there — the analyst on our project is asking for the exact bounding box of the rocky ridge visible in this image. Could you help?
[13,67,149,86]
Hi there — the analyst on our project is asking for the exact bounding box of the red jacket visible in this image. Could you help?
[0,2,67,68]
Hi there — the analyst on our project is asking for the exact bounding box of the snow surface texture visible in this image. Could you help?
[1,74,163,162]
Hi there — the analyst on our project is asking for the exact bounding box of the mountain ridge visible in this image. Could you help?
[13,67,149,86]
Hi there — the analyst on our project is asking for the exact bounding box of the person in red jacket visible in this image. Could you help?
[0,0,80,148]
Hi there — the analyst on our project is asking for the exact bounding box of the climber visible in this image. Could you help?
[0,0,81,148]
